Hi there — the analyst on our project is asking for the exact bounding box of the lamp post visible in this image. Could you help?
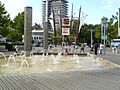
[90,29,95,48]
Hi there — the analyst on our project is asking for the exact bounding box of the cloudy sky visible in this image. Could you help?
[1,0,120,25]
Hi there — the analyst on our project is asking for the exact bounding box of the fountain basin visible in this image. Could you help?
[0,52,119,76]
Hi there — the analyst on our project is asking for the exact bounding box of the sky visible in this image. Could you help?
[1,0,120,25]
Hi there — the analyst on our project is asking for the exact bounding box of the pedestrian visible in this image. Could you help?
[80,43,85,53]
[99,43,103,54]
[15,45,19,53]
[64,45,68,55]
[49,43,52,50]
[99,43,105,55]
[90,44,94,54]
[94,43,98,55]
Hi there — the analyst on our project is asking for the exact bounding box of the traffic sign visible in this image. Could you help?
[102,36,107,40]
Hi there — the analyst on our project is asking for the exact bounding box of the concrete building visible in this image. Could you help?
[32,29,44,43]
[42,0,68,31]
[22,29,44,46]
[22,28,53,46]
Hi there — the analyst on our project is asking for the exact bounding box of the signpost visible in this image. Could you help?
[62,18,70,43]
[101,17,108,46]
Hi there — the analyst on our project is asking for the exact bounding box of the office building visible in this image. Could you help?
[42,0,68,31]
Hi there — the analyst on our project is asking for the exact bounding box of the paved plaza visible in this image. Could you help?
[0,47,120,90]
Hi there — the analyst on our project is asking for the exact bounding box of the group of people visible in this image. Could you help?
[49,42,105,55]
[90,43,105,55]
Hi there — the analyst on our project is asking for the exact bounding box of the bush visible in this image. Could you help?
[0,42,6,45]
[106,44,110,47]
[5,43,14,51]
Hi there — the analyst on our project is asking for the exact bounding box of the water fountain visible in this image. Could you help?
[58,52,62,58]
[32,55,37,64]
[56,55,59,61]
[13,53,17,57]
[20,51,26,57]
[72,54,76,59]
[0,52,7,60]
[1,54,16,67]
[76,55,80,64]
[41,53,45,61]
[6,55,15,66]
[19,59,29,70]
[0,50,118,76]
[51,54,59,64]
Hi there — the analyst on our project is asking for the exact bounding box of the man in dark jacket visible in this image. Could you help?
[94,43,98,55]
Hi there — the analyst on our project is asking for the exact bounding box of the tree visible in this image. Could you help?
[0,1,11,37]
[94,24,101,43]
[70,19,78,43]
[50,27,62,44]
[11,12,24,41]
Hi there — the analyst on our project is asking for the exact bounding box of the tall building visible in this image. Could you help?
[42,0,68,31]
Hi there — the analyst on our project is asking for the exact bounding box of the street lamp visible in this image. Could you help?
[89,29,95,48]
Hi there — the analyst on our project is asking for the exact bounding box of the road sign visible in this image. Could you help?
[102,36,107,40]
[101,17,108,40]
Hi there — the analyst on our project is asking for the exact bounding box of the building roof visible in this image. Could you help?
[42,0,68,3]
[32,29,44,32]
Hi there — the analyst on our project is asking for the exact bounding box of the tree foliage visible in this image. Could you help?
[0,1,11,36]
[0,1,24,41]
[0,1,119,45]
[12,12,24,41]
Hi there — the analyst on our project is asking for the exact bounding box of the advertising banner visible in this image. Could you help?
[62,18,70,26]
[62,28,70,35]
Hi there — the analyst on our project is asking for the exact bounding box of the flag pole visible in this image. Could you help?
[59,4,62,45]
[70,3,73,45]
[52,7,57,46]
[76,6,81,45]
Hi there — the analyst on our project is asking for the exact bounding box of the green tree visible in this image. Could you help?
[70,19,78,43]
[50,27,62,44]
[0,1,11,36]
[94,24,101,43]
[11,12,24,41]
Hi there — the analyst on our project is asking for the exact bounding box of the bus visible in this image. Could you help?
[111,39,120,47]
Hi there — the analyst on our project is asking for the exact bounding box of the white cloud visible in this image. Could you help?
[101,0,119,10]
[0,0,42,25]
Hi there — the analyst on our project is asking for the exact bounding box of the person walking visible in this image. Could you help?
[94,43,98,55]
[90,44,94,54]
[15,45,19,53]
[99,43,103,54]
[99,43,105,55]
[80,43,85,53]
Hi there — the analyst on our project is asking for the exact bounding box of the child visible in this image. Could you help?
[15,45,19,53]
